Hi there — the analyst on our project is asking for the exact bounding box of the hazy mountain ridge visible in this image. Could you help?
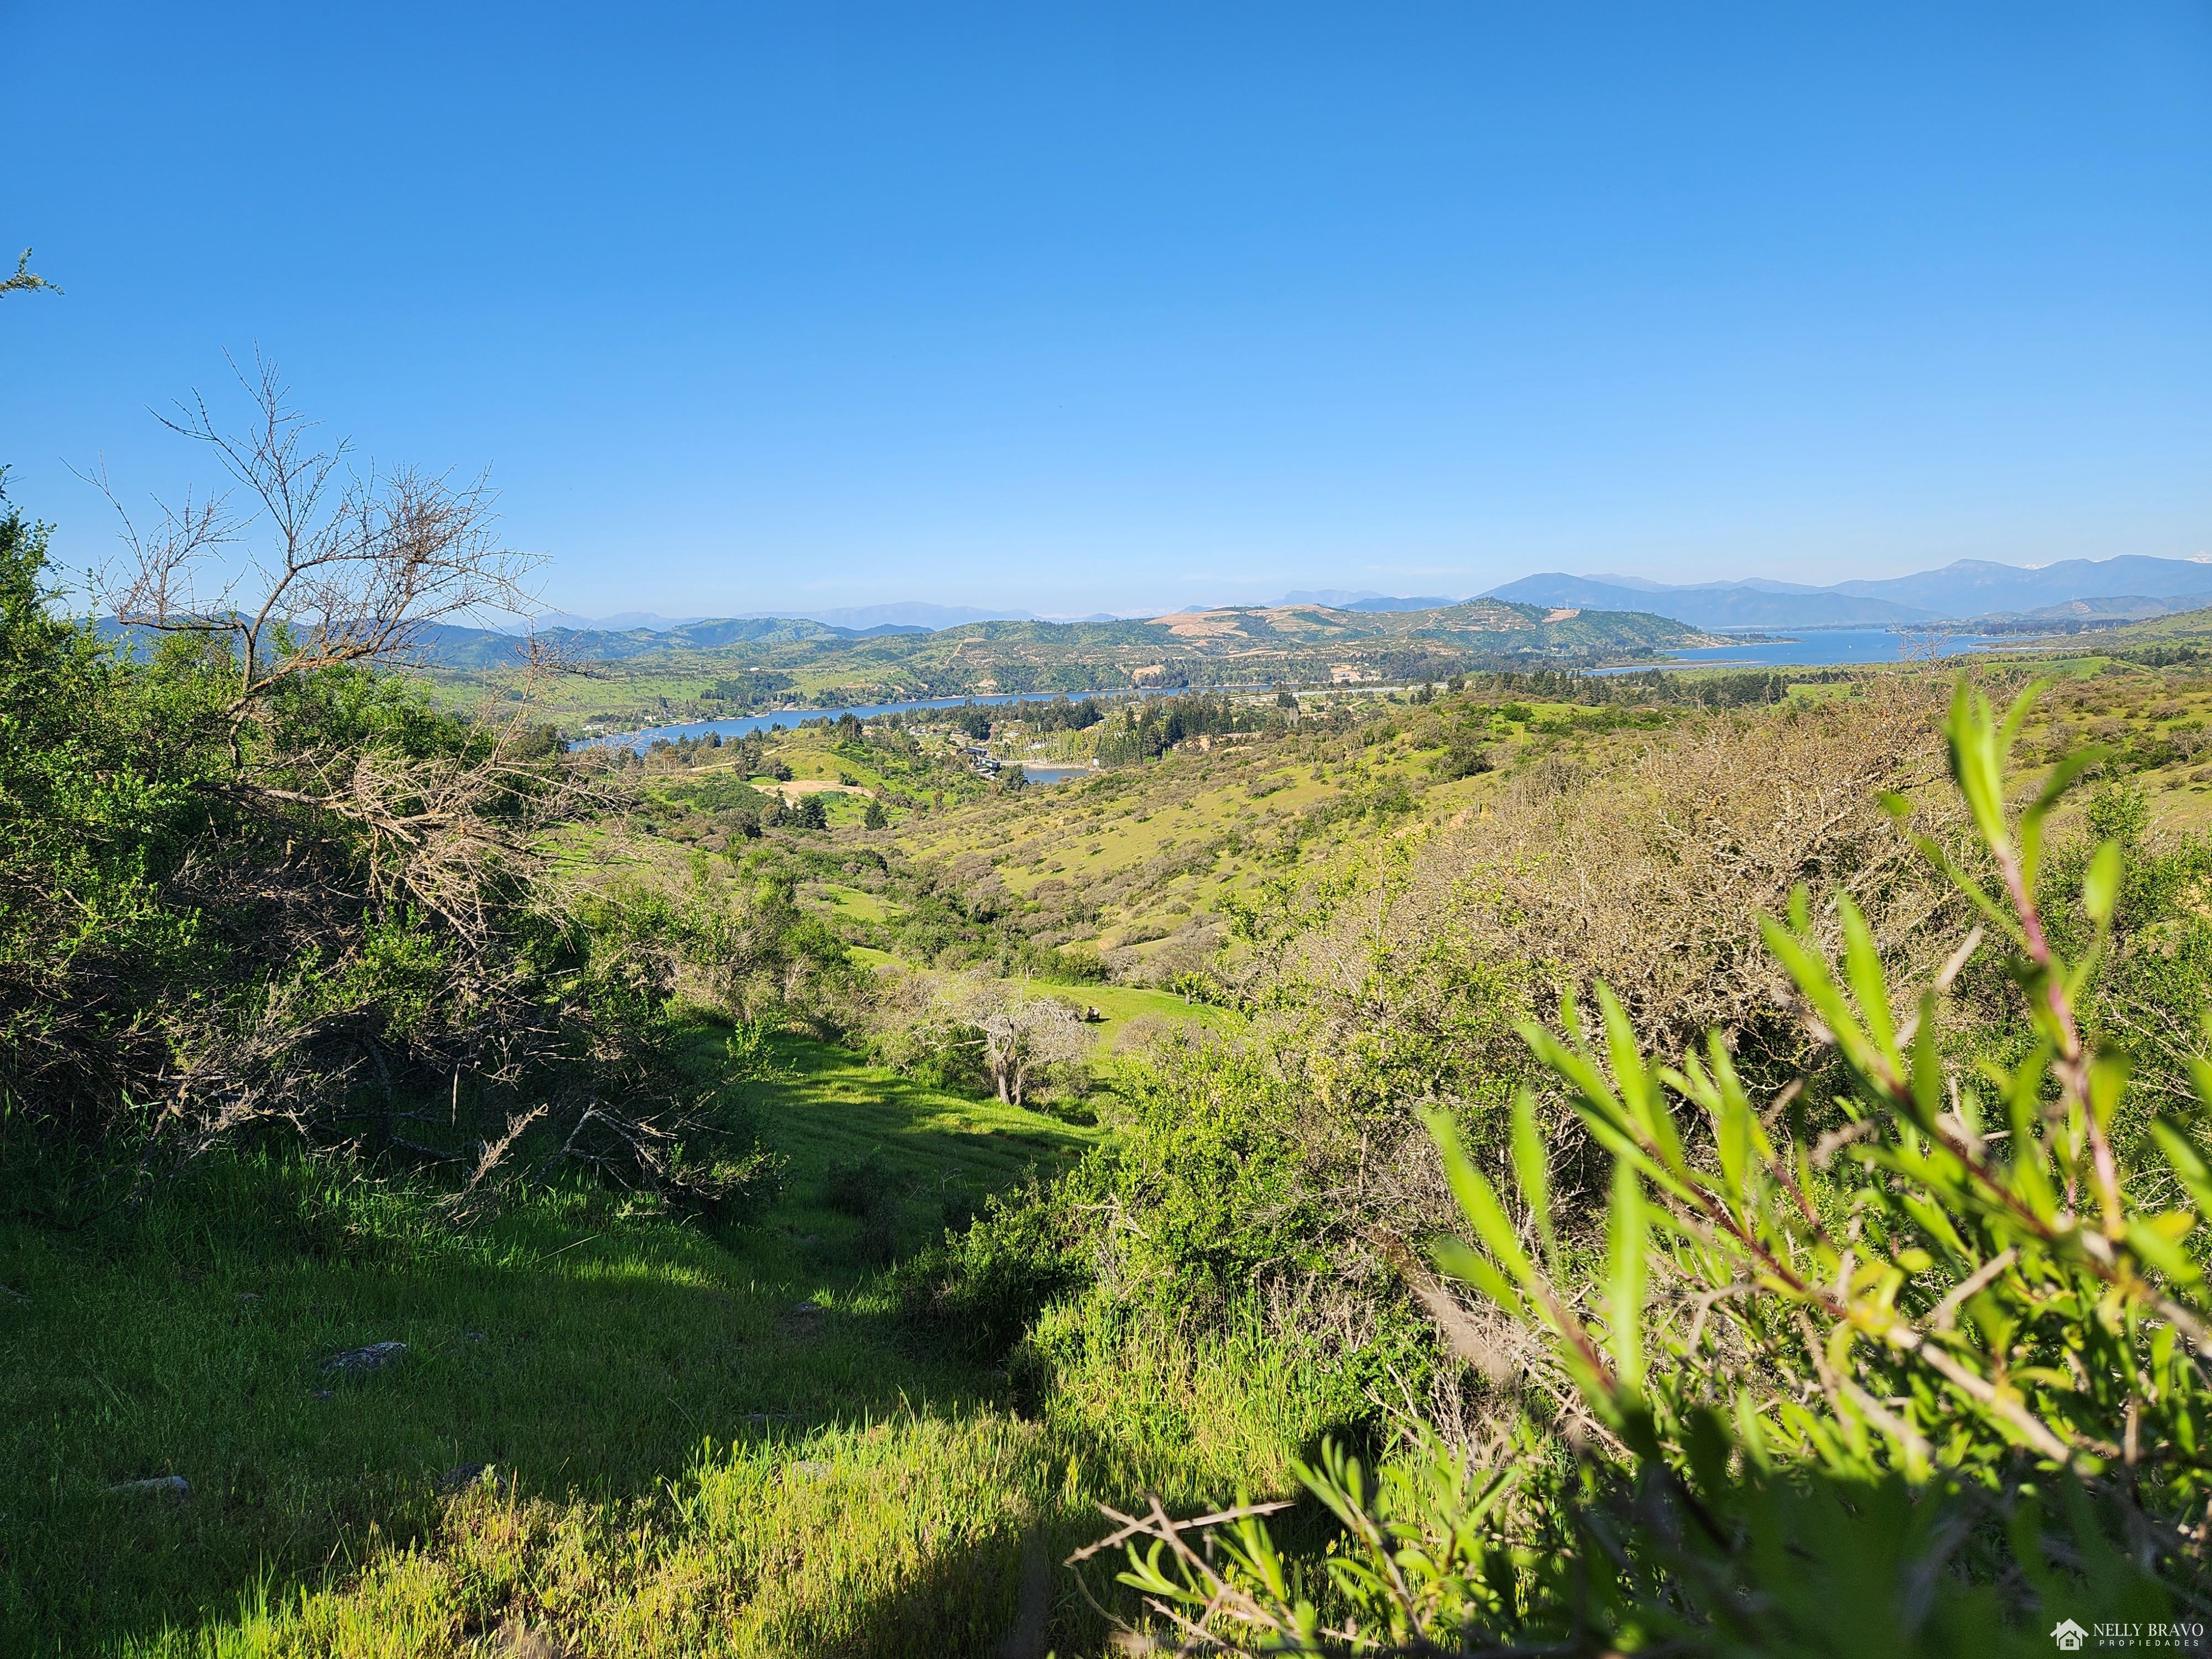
[1488,554,2212,630]
[1484,575,1933,628]
[527,553,2212,646]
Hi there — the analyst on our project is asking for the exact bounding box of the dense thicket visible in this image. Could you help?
[1094,692,1293,765]
[0,486,780,1211]
[899,679,2212,1648]
[1089,685,2212,1651]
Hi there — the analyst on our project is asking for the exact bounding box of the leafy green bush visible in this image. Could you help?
[894,1182,1094,1362]
[662,771,773,815]
[1107,680,2212,1652]
[0,496,212,1140]
[1430,728,1494,780]
[0,474,791,1214]
[822,1152,898,1218]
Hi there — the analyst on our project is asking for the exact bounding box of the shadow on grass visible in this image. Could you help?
[0,1141,1026,1655]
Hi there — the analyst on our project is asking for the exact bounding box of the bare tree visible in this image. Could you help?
[27,367,709,1197]
[92,357,540,747]
[85,359,598,945]
[944,974,1091,1107]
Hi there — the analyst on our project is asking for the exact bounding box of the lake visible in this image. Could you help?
[1599,628,2015,673]
[587,690,1117,753]
[592,629,2018,753]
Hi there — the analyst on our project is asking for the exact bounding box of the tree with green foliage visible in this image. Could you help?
[0,387,777,1209]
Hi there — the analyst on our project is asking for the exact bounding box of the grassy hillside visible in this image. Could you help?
[882,685,1706,982]
[19,511,2212,1658]
[0,1035,1149,1656]
[2038,599,2212,652]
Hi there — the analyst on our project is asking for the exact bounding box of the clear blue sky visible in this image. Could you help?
[5,3,2208,618]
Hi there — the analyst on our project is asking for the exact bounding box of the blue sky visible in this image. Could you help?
[4,3,2208,618]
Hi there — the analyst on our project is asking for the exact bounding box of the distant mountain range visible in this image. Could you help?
[408,598,1714,694]
[508,600,1155,635]
[491,553,2212,655]
[418,614,929,669]
[1481,556,2212,630]
[1279,589,1458,612]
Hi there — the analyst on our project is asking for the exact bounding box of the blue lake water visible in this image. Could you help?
[587,690,1117,754]
[1598,629,2013,674]
[593,629,2015,753]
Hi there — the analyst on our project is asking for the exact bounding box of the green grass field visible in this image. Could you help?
[0,1035,1131,1657]
[1037,981,1240,1055]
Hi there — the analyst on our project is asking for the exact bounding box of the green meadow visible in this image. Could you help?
[0,1037,1211,1657]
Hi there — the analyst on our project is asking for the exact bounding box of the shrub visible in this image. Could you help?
[822,1153,896,1218]
[1431,729,1494,780]
[894,1183,1093,1362]
[1107,680,2212,1652]
[0,453,799,1211]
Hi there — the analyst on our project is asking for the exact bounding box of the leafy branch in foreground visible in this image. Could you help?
[0,248,60,299]
[1095,677,2211,1655]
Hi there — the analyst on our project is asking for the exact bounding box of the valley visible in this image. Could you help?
[11,505,2212,1652]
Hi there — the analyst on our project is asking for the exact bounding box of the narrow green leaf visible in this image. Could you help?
[1425,1109,1542,1292]
[1595,982,1685,1176]
[1946,679,2010,856]
[1608,1155,1646,1394]
[1899,1193,1968,1259]
[2085,1051,2130,1134]
[1597,984,1656,1136]
[1431,1235,1532,1324]
[1907,993,1943,1132]
[1515,1019,1629,1135]
[2083,840,2123,927]
[1838,894,1897,1063]
[1996,678,2046,758]
[1510,1087,1557,1276]
[2126,1218,2203,1285]
[2023,743,2109,889]
[2148,1117,2212,1219]
[1907,830,2028,950]
[1700,1049,1749,1204]
[1760,916,1878,1076]
[2001,1057,2060,1223]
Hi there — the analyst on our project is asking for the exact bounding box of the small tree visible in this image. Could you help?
[945,975,1089,1107]
[0,370,778,1204]
[88,358,576,941]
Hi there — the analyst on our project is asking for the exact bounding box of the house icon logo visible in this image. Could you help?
[2051,1619,2087,1652]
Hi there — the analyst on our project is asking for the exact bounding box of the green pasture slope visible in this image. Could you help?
[0,1034,1102,1657]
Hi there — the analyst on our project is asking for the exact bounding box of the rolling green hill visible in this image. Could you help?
[430,599,1718,729]
[2044,600,2212,652]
